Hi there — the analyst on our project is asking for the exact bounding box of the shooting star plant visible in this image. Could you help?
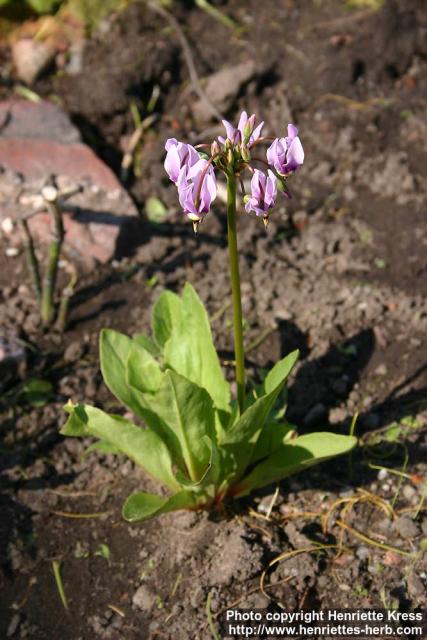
[62,113,356,522]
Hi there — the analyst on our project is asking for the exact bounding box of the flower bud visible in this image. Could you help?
[211,140,220,157]
[241,145,251,163]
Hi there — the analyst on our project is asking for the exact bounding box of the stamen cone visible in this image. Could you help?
[192,220,200,234]
[263,216,269,229]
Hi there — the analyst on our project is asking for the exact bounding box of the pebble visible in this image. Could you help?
[377,468,388,481]
[132,584,154,611]
[394,516,419,539]
[1,217,14,235]
[5,247,19,257]
[356,546,370,561]
[7,614,20,637]
[402,484,417,501]
[303,403,327,427]
[64,341,84,363]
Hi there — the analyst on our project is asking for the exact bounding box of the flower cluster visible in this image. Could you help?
[164,112,304,229]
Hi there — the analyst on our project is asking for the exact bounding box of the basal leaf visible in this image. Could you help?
[100,329,146,418]
[164,283,230,412]
[249,419,296,465]
[143,370,215,482]
[123,490,197,522]
[61,403,180,491]
[126,342,163,395]
[83,440,122,456]
[152,290,182,348]
[263,349,299,395]
[220,354,300,484]
[235,433,357,496]
[132,333,161,357]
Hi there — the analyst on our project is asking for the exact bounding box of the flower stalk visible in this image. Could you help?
[226,172,245,413]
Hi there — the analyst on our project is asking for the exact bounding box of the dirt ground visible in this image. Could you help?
[0,0,427,638]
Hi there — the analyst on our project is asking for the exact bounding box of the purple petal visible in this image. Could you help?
[222,119,236,142]
[287,137,304,170]
[164,146,181,183]
[237,111,248,136]
[287,124,298,140]
[250,121,264,145]
[218,136,226,145]
[265,170,278,207]
[165,137,178,152]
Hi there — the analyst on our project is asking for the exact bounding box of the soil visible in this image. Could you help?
[1,0,427,639]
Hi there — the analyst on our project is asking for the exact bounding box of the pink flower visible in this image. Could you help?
[266,124,304,175]
[245,169,277,216]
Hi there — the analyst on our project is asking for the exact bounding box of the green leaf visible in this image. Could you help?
[83,440,122,456]
[123,490,197,522]
[164,283,230,412]
[95,544,110,564]
[264,349,299,394]
[152,290,182,348]
[100,329,146,417]
[126,342,163,395]
[145,197,168,223]
[18,378,53,407]
[249,419,296,465]
[143,370,215,482]
[235,433,358,496]
[61,403,180,491]
[175,436,221,492]
[132,333,161,357]
[220,354,299,483]
[26,0,60,14]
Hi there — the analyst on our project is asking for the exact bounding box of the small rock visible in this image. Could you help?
[402,484,417,501]
[1,217,14,235]
[377,468,388,481]
[407,573,426,603]
[394,516,419,539]
[374,363,387,376]
[356,546,370,561]
[132,584,154,611]
[7,614,20,637]
[5,247,19,257]
[64,340,84,363]
[304,403,327,427]
[12,39,56,85]
[192,60,257,121]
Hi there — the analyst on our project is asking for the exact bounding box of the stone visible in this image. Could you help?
[7,614,21,637]
[132,584,155,612]
[192,60,257,121]
[0,331,26,391]
[394,516,419,539]
[0,100,139,269]
[12,39,56,85]
[303,403,327,427]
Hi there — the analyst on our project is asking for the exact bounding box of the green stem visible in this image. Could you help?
[20,218,41,301]
[226,173,245,412]
[41,197,64,325]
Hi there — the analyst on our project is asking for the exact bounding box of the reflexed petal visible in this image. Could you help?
[266,139,279,166]
[250,170,262,201]
[237,111,248,136]
[165,137,178,151]
[222,119,236,142]
[265,170,278,207]
[164,146,181,183]
[250,121,264,145]
[287,136,304,168]
[287,123,298,139]
[218,136,226,145]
